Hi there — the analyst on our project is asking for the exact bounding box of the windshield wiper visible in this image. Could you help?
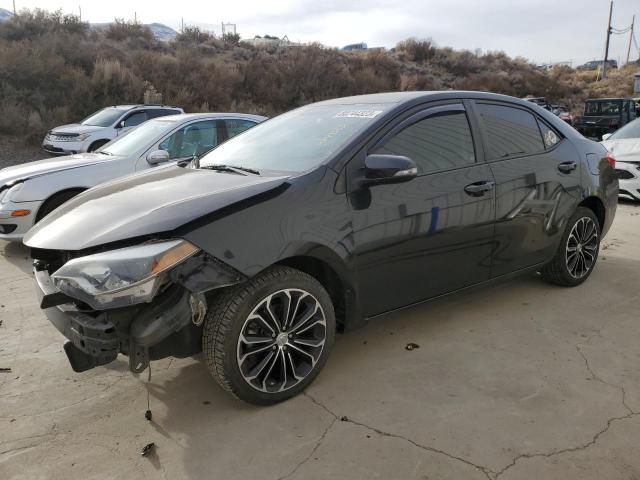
[200,164,260,175]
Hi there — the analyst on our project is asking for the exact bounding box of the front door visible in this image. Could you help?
[349,103,496,317]
[471,101,582,276]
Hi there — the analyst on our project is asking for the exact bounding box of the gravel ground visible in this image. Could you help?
[0,136,49,169]
[1,202,639,479]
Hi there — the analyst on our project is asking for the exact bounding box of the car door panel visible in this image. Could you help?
[348,104,496,317]
[471,101,582,276]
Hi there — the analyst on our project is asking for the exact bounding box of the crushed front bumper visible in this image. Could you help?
[35,267,202,373]
[33,250,246,373]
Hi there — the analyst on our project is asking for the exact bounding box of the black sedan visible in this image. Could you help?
[25,91,618,405]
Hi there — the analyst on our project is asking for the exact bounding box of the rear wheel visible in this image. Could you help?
[202,266,335,405]
[541,207,600,286]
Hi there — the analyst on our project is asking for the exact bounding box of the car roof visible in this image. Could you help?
[151,113,268,123]
[109,104,183,110]
[312,91,550,110]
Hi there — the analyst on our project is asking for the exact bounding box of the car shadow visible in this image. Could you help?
[1,240,33,276]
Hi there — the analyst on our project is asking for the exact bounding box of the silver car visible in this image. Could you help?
[0,113,266,242]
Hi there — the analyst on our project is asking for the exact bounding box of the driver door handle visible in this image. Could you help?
[558,161,577,173]
[464,181,495,197]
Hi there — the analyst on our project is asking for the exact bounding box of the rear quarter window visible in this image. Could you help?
[476,103,544,159]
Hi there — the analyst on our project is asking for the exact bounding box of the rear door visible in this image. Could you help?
[471,101,582,276]
[350,103,496,317]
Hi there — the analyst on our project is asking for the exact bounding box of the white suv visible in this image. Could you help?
[42,104,184,155]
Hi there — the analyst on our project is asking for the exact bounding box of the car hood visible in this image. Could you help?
[601,138,640,162]
[24,166,290,251]
[0,153,114,186]
[50,124,104,135]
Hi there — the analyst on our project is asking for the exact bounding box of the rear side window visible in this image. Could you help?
[476,104,544,159]
[123,111,148,127]
[372,111,476,174]
[224,119,257,138]
[148,109,180,119]
[538,121,560,149]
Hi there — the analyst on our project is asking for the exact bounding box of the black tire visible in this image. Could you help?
[35,190,83,223]
[87,140,109,152]
[540,206,601,286]
[202,266,335,405]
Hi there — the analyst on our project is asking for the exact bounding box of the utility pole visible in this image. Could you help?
[603,0,613,79]
[78,5,82,21]
[627,15,635,64]
[12,0,16,15]
[181,17,184,33]
[134,11,137,23]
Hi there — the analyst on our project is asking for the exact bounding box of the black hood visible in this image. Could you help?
[24,166,289,251]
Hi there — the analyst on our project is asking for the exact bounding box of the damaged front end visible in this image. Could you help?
[33,239,245,373]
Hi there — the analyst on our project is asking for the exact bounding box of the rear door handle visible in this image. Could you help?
[464,181,495,197]
[558,161,577,173]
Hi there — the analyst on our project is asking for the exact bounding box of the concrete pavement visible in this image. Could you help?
[1,202,639,480]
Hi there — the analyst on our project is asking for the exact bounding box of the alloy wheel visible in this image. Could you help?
[566,216,599,279]
[236,289,327,393]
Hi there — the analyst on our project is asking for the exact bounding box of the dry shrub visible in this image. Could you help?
[1,8,638,146]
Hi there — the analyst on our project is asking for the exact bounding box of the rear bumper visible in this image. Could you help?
[34,268,202,372]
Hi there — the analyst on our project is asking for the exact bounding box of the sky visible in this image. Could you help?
[2,0,639,66]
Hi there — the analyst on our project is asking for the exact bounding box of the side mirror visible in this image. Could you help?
[357,154,418,187]
[146,149,170,165]
[601,133,612,141]
[117,120,125,128]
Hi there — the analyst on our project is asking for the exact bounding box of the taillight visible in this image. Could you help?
[605,152,616,168]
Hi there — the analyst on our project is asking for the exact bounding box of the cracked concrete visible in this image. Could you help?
[1,201,640,480]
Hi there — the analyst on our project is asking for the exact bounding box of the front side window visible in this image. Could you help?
[123,112,148,127]
[476,104,544,159]
[371,110,476,174]
[159,121,217,158]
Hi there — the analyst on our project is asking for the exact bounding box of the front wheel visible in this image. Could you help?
[541,207,601,286]
[202,266,335,405]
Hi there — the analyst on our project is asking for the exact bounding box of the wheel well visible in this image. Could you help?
[88,139,109,151]
[36,188,86,222]
[578,196,605,231]
[276,256,348,332]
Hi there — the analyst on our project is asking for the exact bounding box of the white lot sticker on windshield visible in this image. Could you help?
[334,110,383,119]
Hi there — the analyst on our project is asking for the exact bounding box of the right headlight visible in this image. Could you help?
[0,183,23,205]
[51,239,199,309]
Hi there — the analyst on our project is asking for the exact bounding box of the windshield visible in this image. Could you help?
[585,101,622,115]
[199,104,392,173]
[81,107,127,127]
[100,119,171,156]
[609,118,640,140]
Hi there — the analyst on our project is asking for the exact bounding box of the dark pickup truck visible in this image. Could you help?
[574,98,637,140]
